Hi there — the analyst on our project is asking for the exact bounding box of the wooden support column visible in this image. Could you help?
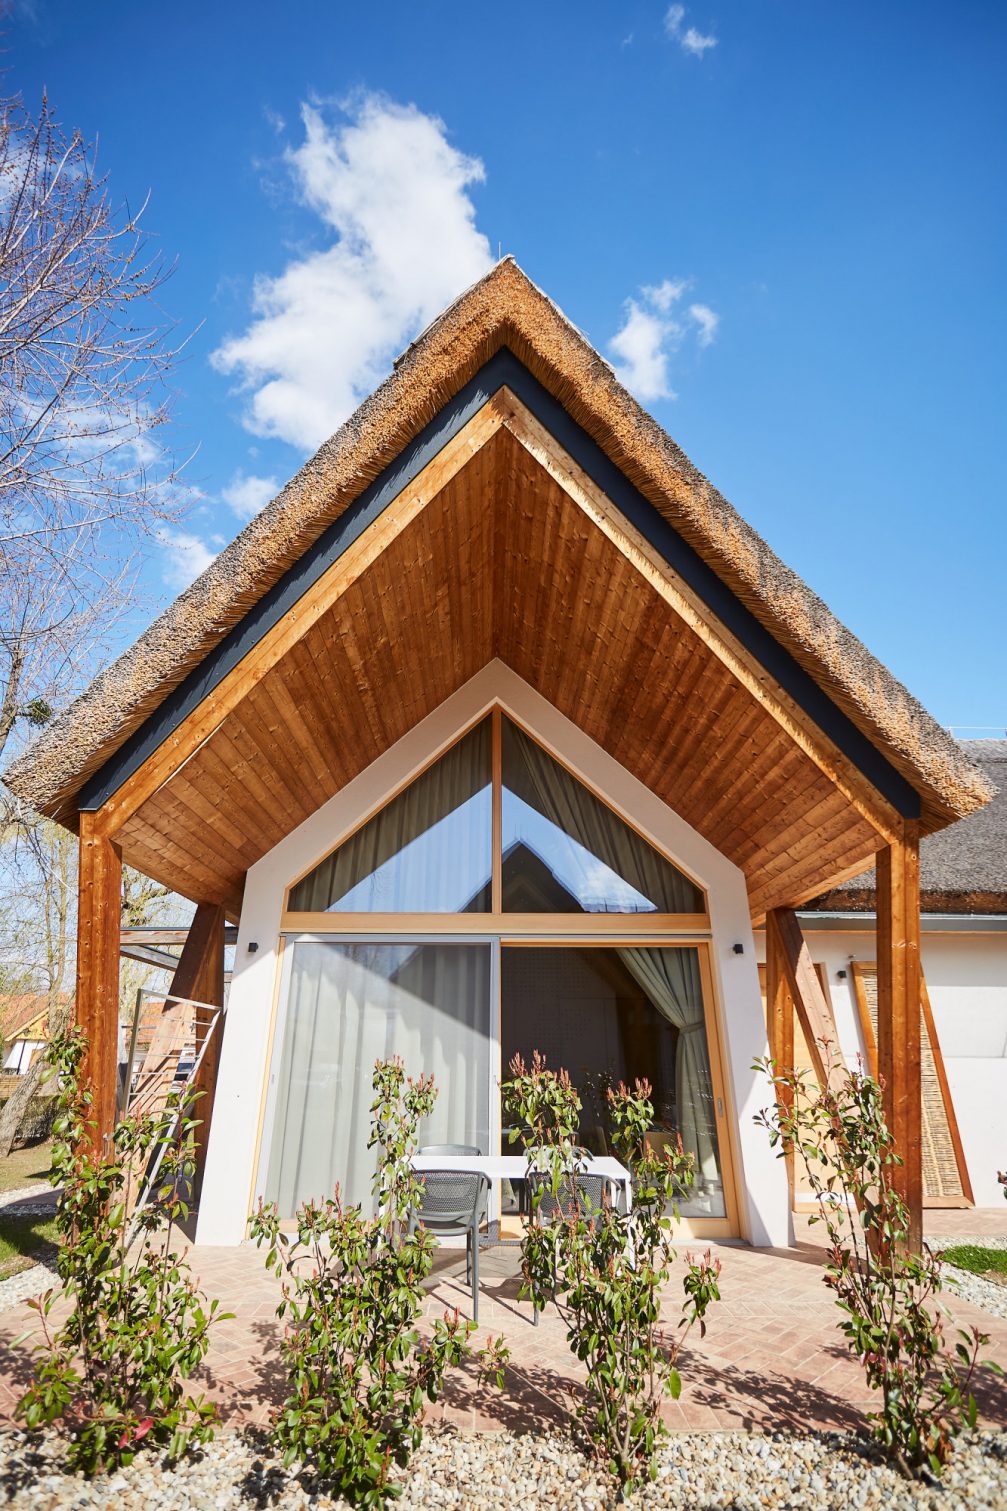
[765,910,796,1202]
[76,811,122,1155]
[168,903,226,1197]
[876,823,922,1253]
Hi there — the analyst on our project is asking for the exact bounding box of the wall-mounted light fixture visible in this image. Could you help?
[837,968,847,980]
[732,943,744,955]
[247,941,259,954]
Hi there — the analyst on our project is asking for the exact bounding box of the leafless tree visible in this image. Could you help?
[0,808,74,1156]
[0,90,194,1153]
[0,818,188,1158]
[0,90,191,762]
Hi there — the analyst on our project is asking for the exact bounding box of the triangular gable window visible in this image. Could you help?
[501,717,703,914]
[286,712,704,915]
[288,719,492,913]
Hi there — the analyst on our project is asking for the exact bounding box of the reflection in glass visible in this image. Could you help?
[501,944,724,1218]
[501,717,704,914]
[287,720,492,913]
[265,941,491,1216]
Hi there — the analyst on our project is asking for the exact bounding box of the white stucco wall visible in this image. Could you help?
[754,922,1007,1207]
[197,661,790,1248]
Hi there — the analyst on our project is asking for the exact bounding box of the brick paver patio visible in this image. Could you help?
[2,1207,1005,1435]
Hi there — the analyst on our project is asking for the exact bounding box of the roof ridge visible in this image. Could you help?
[3,257,994,833]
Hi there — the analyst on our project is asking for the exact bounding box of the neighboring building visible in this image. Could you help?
[2,260,994,1249]
[0,994,65,1075]
[756,740,1006,1207]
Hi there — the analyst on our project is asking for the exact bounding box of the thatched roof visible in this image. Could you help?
[2,258,993,831]
[809,741,1006,913]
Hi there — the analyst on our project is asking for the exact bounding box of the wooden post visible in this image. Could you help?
[76,812,122,1154]
[876,822,922,1253]
[168,903,226,1197]
[765,910,796,1203]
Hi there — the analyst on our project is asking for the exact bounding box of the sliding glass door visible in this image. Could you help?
[263,940,493,1216]
[262,706,735,1231]
[501,944,727,1219]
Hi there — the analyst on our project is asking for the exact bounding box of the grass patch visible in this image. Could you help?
[0,1211,57,1281]
[0,1137,54,1193]
[941,1244,1007,1281]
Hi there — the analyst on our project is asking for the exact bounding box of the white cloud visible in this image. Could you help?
[609,281,719,402]
[664,5,686,36]
[212,94,493,453]
[643,277,688,313]
[664,4,718,58]
[222,470,279,521]
[609,298,680,403]
[158,529,216,589]
[689,302,719,346]
[682,26,718,56]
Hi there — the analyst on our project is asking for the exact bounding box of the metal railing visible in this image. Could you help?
[119,986,224,1228]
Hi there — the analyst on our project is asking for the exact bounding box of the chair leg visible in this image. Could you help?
[465,1230,471,1286]
[471,1224,479,1326]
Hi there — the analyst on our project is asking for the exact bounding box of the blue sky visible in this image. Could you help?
[10,1,1006,731]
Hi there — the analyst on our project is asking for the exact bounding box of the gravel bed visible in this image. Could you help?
[1,1426,1005,1510]
[0,1253,58,1313]
[931,1234,1007,1323]
[0,1182,55,1211]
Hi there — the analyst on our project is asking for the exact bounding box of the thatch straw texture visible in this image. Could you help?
[3,259,992,831]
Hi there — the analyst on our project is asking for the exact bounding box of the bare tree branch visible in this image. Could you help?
[0,90,193,767]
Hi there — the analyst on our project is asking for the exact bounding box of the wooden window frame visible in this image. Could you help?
[252,933,739,1241]
[281,698,710,930]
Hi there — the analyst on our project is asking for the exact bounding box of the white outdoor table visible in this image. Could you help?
[411,1153,633,1214]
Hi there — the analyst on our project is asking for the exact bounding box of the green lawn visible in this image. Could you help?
[0,1211,57,1281]
[0,1138,54,1193]
[942,1244,1007,1282]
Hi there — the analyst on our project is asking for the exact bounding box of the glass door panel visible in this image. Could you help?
[264,940,492,1217]
[501,944,725,1218]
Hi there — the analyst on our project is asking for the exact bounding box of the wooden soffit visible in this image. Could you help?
[100,391,895,920]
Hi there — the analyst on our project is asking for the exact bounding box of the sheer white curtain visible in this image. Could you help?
[264,941,491,1217]
[288,720,491,913]
[503,720,703,913]
[616,946,723,1213]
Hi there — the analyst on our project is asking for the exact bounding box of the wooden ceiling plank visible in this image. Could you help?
[502,394,900,846]
[97,404,898,918]
[92,397,510,841]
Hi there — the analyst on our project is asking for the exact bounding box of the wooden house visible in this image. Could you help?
[761,739,1006,1208]
[3,260,992,1247]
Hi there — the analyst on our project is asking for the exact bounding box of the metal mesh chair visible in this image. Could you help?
[526,1171,611,1325]
[408,1169,488,1323]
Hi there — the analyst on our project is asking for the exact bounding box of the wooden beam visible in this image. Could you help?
[767,907,845,1093]
[503,393,905,848]
[91,396,513,842]
[168,902,224,1005]
[765,915,797,1203]
[920,970,973,1206]
[167,903,226,1198]
[75,811,122,1154]
[876,824,922,1252]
